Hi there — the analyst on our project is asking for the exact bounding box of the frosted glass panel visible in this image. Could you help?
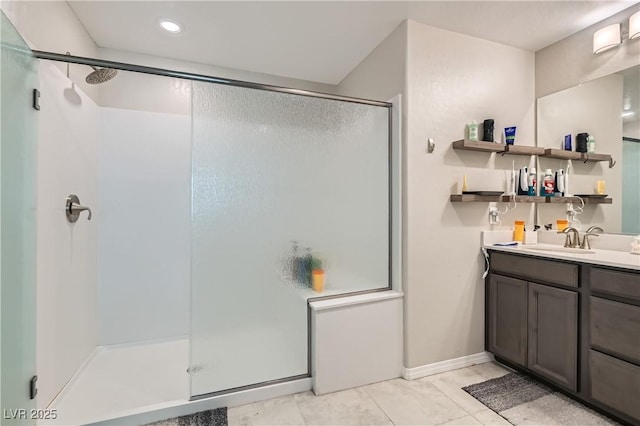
[1,12,38,423]
[190,83,389,396]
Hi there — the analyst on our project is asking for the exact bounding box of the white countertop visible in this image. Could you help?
[485,243,640,271]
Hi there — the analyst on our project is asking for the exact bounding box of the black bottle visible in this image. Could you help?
[576,133,589,153]
[482,119,494,142]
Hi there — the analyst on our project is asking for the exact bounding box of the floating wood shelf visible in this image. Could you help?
[541,149,613,164]
[540,149,583,160]
[452,140,615,168]
[452,140,549,157]
[450,194,612,204]
[450,194,504,202]
[452,139,504,153]
[502,145,545,156]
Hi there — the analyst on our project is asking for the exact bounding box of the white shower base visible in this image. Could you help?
[43,338,189,425]
[41,337,313,426]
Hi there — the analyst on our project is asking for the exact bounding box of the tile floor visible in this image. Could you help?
[228,362,514,426]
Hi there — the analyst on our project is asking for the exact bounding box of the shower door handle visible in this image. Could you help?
[66,194,92,222]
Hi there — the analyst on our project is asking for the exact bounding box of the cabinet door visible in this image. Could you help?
[528,283,578,391]
[488,274,527,366]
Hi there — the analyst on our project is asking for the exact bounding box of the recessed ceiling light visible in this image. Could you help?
[160,20,181,33]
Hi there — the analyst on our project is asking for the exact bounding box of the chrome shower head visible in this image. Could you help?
[85,66,117,84]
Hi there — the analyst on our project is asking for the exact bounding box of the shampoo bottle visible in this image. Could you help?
[468,121,479,141]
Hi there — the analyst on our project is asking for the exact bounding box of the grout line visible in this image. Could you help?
[360,385,396,425]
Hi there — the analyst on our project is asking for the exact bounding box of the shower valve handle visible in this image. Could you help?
[66,194,92,222]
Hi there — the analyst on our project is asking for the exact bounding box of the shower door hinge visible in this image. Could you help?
[32,89,40,111]
[30,375,38,399]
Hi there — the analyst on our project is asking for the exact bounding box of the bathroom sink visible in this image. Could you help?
[525,246,595,254]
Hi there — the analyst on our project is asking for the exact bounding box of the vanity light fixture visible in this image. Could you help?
[593,23,621,54]
[630,10,640,40]
[160,20,182,33]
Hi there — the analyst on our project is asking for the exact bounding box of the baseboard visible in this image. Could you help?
[402,351,495,380]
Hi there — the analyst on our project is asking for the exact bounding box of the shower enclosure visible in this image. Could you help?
[1,11,393,424]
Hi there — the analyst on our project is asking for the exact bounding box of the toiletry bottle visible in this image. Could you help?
[482,119,494,142]
[564,134,572,151]
[505,127,517,145]
[513,221,525,243]
[587,135,596,153]
[527,168,537,196]
[304,248,313,286]
[296,246,308,284]
[576,132,588,153]
[554,169,565,196]
[542,169,554,197]
[468,121,479,141]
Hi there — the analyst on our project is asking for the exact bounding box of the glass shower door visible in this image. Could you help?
[0,12,38,424]
[190,83,389,397]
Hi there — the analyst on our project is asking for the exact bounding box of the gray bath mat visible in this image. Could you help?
[463,372,618,425]
[145,407,227,426]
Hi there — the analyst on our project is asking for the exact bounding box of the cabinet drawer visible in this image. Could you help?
[590,297,640,363]
[590,268,640,301]
[491,252,578,288]
[589,350,640,422]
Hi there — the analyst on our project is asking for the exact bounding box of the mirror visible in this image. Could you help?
[536,65,640,235]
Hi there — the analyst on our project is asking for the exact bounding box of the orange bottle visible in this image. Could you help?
[312,269,325,292]
[513,221,525,242]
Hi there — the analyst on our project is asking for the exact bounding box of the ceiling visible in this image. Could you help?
[68,1,637,85]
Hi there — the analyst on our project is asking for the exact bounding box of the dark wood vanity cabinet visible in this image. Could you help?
[487,252,578,392]
[486,251,640,425]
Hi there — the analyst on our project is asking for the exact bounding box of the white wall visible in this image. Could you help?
[97,48,336,102]
[98,107,191,345]
[535,4,640,98]
[338,18,536,369]
[535,5,639,236]
[1,0,100,101]
[404,20,535,368]
[36,63,98,408]
[537,74,623,232]
[337,21,407,102]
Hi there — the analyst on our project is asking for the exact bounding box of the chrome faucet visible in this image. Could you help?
[558,227,581,248]
[581,226,604,249]
[586,226,604,234]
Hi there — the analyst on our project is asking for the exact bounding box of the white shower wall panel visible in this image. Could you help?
[98,107,191,345]
[36,62,99,408]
